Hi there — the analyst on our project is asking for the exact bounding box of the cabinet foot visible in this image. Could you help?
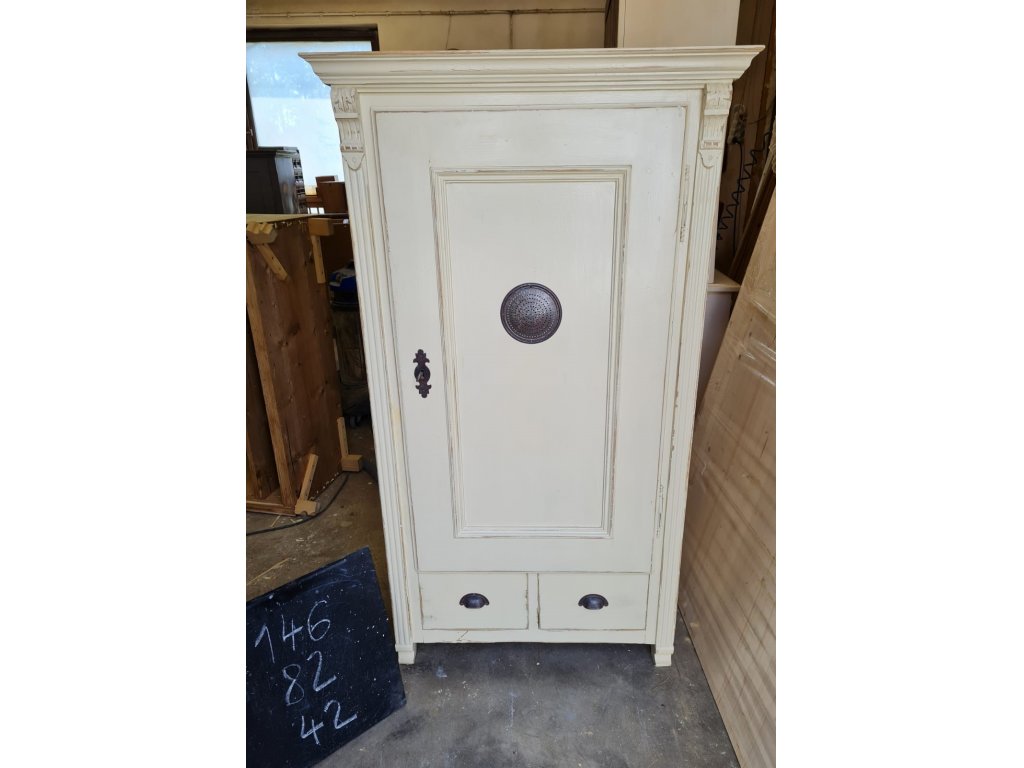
[397,644,417,665]
[652,645,673,667]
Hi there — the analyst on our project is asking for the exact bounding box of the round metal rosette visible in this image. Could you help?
[499,283,562,344]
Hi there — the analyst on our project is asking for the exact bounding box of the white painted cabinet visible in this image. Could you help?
[306,47,760,666]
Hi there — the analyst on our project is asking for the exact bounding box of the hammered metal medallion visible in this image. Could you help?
[500,283,562,344]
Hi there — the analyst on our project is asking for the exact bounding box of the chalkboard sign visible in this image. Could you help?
[246,548,406,768]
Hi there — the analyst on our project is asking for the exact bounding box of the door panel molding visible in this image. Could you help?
[430,166,629,539]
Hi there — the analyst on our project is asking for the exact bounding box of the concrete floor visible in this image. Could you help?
[247,423,738,768]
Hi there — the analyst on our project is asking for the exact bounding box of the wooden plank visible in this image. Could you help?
[307,217,335,237]
[279,222,346,497]
[298,453,318,501]
[246,213,311,224]
[319,180,348,214]
[337,417,364,473]
[256,243,289,281]
[245,485,311,518]
[245,220,278,243]
[246,315,279,500]
[680,192,775,768]
[310,235,326,283]
[247,487,290,515]
[293,453,319,517]
[246,243,298,507]
[246,499,302,517]
[245,218,346,507]
[709,269,741,294]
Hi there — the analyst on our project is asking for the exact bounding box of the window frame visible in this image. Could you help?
[245,26,380,150]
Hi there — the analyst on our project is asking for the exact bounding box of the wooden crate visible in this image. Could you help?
[246,214,362,516]
[679,192,776,768]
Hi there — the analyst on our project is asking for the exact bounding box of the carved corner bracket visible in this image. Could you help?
[699,82,732,169]
[331,86,364,170]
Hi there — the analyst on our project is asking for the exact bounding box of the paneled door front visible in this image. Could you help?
[371,94,702,574]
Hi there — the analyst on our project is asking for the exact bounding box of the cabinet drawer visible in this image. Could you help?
[419,572,528,630]
[538,573,649,630]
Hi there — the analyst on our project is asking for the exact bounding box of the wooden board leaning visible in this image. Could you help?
[679,192,776,768]
[246,215,363,517]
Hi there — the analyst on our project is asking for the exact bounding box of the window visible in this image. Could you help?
[246,30,376,190]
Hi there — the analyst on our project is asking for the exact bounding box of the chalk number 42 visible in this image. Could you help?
[300,701,358,746]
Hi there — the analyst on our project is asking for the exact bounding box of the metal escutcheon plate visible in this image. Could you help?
[500,283,562,344]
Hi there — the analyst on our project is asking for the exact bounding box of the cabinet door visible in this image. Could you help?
[376,101,697,573]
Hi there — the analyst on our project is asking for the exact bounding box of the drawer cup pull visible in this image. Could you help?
[578,593,609,610]
[459,593,490,609]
